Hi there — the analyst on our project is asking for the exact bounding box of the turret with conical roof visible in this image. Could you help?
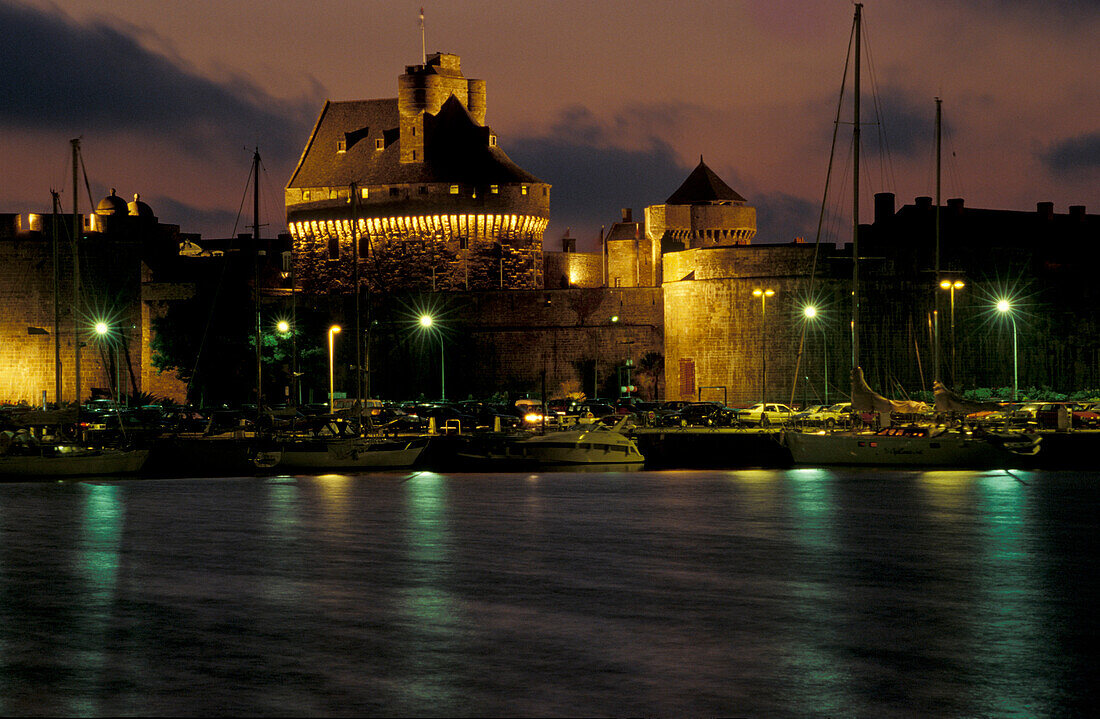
[646,157,757,251]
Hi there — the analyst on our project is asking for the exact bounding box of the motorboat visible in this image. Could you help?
[784,423,1040,468]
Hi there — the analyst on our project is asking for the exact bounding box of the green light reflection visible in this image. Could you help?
[263,478,302,605]
[401,472,458,706]
[73,482,123,717]
[782,469,852,714]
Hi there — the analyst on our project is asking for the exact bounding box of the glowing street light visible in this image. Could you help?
[276,320,290,334]
[418,314,445,401]
[92,320,120,404]
[995,299,1018,401]
[753,288,775,403]
[803,304,827,405]
[940,279,965,384]
[328,325,341,413]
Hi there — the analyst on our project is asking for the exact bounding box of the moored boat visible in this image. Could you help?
[784,424,1039,468]
[0,444,149,478]
[255,435,429,471]
[456,417,645,467]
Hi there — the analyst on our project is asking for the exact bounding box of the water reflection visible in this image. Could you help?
[400,472,459,708]
[73,482,123,717]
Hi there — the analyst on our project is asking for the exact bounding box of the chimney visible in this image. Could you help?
[1069,205,1086,222]
[915,196,933,211]
[874,192,895,224]
[621,208,632,223]
[947,198,964,215]
[1037,201,1054,221]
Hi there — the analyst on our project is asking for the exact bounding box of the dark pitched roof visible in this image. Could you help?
[665,158,746,205]
[287,95,543,189]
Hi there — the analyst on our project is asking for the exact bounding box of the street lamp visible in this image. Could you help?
[940,279,965,385]
[803,305,827,405]
[419,314,445,400]
[995,299,1018,401]
[753,288,775,403]
[93,321,121,405]
[328,325,341,413]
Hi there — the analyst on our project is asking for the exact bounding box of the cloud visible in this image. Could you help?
[1042,132,1100,175]
[751,192,820,245]
[0,0,315,166]
[507,105,692,246]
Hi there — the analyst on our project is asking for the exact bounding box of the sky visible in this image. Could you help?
[1,0,1097,251]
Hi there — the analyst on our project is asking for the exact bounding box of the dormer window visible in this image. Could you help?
[489,134,497,146]
[375,138,384,151]
[521,185,528,195]
[336,139,346,153]
[490,185,499,194]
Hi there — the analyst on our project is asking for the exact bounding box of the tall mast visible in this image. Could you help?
[253,148,263,412]
[933,97,942,382]
[51,191,63,405]
[351,182,363,420]
[851,4,862,372]
[71,139,82,406]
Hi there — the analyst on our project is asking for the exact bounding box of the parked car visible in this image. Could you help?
[663,402,738,427]
[791,404,831,426]
[738,403,795,427]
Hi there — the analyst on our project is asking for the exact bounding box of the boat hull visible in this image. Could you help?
[260,437,428,471]
[0,448,149,478]
[784,430,1035,468]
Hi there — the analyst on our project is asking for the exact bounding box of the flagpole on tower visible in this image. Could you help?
[419,7,426,64]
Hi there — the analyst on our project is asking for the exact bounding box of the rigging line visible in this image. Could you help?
[859,14,898,194]
[183,160,254,399]
[788,15,854,408]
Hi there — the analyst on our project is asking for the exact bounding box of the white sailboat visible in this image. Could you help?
[783,5,1040,468]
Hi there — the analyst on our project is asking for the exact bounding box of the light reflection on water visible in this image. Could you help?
[0,469,1096,716]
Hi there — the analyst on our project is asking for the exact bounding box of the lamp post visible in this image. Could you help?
[995,299,1018,401]
[940,279,965,385]
[803,305,827,405]
[276,320,291,404]
[419,314,444,401]
[328,325,341,413]
[93,321,121,405]
[753,288,775,403]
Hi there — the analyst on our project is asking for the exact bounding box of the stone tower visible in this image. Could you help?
[285,52,550,294]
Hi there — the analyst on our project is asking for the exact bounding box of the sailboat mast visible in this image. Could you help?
[351,182,363,416]
[51,191,62,405]
[71,139,82,406]
[851,3,862,372]
[253,149,263,412]
[933,97,942,382]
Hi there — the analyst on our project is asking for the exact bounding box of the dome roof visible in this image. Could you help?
[128,193,154,218]
[96,189,128,216]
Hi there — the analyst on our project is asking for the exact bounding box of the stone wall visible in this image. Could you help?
[543,250,603,288]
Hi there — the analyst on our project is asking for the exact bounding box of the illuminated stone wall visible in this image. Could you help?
[662,244,818,405]
[543,250,603,288]
[646,201,757,249]
[0,226,154,404]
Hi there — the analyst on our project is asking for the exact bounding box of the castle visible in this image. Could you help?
[1,51,1097,407]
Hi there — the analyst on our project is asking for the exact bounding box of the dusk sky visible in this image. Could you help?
[2,0,1097,250]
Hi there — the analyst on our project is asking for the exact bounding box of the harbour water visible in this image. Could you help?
[1,468,1097,716]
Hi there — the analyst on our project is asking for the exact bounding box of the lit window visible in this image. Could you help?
[490,185,499,194]
[521,185,528,195]
[336,139,346,153]
[302,189,311,201]
[375,138,384,151]
[329,189,337,200]
[489,134,497,146]
[450,185,460,195]
[361,187,369,199]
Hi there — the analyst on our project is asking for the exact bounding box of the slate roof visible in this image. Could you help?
[287,95,544,189]
[665,158,746,205]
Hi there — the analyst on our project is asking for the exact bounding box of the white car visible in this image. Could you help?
[738,403,794,427]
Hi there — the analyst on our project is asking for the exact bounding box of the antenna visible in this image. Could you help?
[419,7,426,64]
